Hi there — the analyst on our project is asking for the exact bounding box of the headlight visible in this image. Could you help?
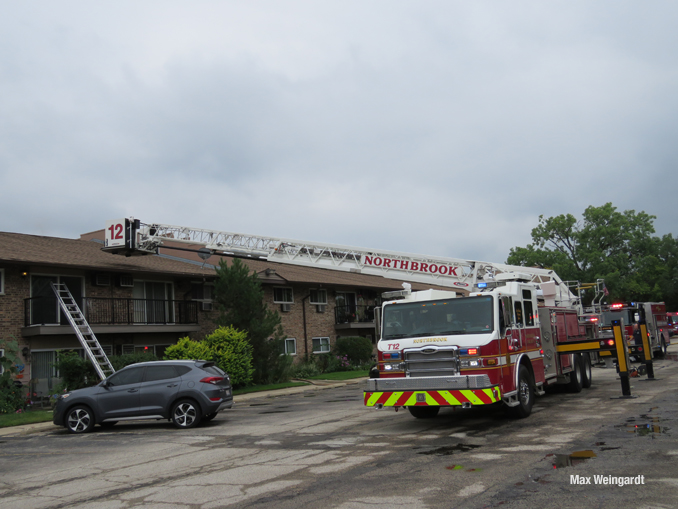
[381,362,404,371]
[461,359,481,368]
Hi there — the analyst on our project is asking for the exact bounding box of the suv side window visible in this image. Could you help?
[107,367,144,386]
[144,365,179,382]
[175,365,191,376]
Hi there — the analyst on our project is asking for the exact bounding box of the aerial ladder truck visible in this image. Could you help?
[102,217,618,417]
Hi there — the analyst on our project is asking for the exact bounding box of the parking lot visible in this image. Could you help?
[2,348,678,509]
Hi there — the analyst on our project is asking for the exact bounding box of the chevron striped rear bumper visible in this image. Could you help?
[364,387,502,407]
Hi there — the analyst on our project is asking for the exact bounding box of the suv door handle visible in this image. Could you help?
[127,389,138,393]
[167,384,178,388]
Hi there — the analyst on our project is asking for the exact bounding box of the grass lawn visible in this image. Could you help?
[305,370,369,381]
[232,381,310,396]
[0,409,53,428]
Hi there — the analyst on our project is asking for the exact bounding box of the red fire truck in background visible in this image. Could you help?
[364,275,615,419]
[667,311,677,338]
[599,302,670,358]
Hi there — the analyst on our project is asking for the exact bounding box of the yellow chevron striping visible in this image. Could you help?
[459,390,484,405]
[385,392,403,406]
[366,393,382,406]
[439,391,461,405]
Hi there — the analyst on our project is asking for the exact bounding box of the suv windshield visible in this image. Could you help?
[382,296,494,340]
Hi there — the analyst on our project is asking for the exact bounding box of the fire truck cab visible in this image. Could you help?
[365,275,598,419]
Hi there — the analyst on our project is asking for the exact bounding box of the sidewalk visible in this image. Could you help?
[0,377,366,437]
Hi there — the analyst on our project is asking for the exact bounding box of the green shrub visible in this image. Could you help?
[164,338,213,363]
[291,360,320,379]
[0,340,25,413]
[334,336,374,364]
[53,351,98,392]
[164,327,255,387]
[204,326,255,387]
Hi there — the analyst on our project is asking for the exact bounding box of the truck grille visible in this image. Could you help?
[404,345,460,378]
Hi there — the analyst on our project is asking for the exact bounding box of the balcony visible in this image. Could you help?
[334,305,376,330]
[23,297,200,336]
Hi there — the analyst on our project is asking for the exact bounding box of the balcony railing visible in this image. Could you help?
[24,297,199,327]
[334,305,375,325]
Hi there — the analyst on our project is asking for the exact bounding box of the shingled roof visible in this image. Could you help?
[0,230,457,292]
[0,231,216,277]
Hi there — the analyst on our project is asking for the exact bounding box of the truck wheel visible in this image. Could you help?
[407,406,440,419]
[581,353,592,389]
[567,355,583,393]
[508,365,534,418]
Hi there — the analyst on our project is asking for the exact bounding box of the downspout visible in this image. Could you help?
[302,293,310,361]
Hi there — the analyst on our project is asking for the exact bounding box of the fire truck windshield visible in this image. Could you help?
[382,296,494,340]
[602,309,635,326]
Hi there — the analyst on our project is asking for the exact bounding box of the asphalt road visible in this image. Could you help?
[2,348,678,509]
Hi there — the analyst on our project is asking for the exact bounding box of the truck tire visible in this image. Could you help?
[508,365,534,418]
[581,353,592,389]
[567,355,583,393]
[407,406,440,419]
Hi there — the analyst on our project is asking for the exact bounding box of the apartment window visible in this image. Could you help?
[122,344,135,355]
[273,287,294,304]
[132,281,175,324]
[0,268,4,295]
[312,337,330,354]
[284,338,297,356]
[30,275,84,325]
[192,282,214,311]
[309,289,328,305]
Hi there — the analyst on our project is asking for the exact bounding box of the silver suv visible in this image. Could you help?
[53,360,233,433]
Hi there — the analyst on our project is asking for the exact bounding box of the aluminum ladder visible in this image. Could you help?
[51,282,115,381]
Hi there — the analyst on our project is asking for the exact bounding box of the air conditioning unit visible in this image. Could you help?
[118,275,134,287]
[316,304,326,313]
[202,301,213,311]
[94,274,111,286]
[281,303,292,313]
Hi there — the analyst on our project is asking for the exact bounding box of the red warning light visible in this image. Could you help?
[607,340,615,346]
[468,348,478,356]
[611,303,624,309]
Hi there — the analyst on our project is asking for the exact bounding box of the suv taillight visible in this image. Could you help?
[200,376,224,385]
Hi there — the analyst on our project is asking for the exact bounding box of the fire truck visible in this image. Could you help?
[364,277,617,419]
[98,217,616,420]
[668,311,678,337]
[598,302,670,358]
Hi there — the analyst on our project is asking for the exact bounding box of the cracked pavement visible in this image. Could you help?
[2,351,678,509]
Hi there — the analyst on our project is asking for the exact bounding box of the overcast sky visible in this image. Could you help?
[1,1,676,264]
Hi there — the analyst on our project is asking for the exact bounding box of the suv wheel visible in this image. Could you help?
[66,406,95,434]
[171,400,202,429]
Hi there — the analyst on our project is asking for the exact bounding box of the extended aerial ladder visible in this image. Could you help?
[103,217,578,306]
[51,283,115,381]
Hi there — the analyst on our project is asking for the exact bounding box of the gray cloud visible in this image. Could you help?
[1,1,677,265]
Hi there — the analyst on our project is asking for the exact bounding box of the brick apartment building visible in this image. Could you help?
[1,230,459,396]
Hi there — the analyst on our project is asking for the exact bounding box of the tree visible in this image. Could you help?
[213,258,285,384]
[507,203,676,304]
